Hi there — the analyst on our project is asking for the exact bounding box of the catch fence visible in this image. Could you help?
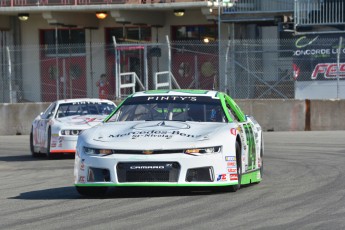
[1,37,344,103]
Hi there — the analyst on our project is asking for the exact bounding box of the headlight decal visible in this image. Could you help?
[61,129,83,136]
[83,146,222,156]
[184,146,222,156]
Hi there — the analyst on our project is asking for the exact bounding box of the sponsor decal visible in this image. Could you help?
[311,63,345,80]
[227,162,236,167]
[80,160,85,171]
[230,174,238,181]
[295,35,319,49]
[79,176,85,183]
[147,96,197,101]
[130,165,165,170]
[230,128,237,136]
[216,174,228,182]
[109,130,201,140]
[58,137,63,147]
[244,124,256,170]
[227,168,237,173]
[225,156,236,161]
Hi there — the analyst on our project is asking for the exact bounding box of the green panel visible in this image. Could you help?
[225,95,246,122]
[218,92,233,122]
[241,170,262,185]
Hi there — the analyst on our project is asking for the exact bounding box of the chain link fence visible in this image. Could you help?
[1,37,344,103]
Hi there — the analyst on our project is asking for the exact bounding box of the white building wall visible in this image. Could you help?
[19,10,215,101]
[21,14,49,102]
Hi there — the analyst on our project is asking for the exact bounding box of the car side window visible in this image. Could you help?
[45,103,56,119]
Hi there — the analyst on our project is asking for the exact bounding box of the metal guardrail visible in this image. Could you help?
[0,0,204,6]
[295,0,345,27]
[118,72,145,98]
[154,71,181,90]
[223,0,293,14]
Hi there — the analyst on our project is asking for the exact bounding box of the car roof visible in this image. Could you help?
[55,98,115,104]
[131,90,221,99]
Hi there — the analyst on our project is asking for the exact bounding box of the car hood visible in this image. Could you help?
[82,121,236,149]
[55,115,105,127]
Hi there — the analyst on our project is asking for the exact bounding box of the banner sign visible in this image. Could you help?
[293,35,345,81]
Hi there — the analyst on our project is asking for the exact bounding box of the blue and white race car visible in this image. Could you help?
[30,98,116,158]
[74,90,263,196]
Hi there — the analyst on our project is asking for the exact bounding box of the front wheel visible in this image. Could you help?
[229,141,242,192]
[30,128,41,158]
[76,186,108,197]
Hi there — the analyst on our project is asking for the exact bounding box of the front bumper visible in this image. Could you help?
[50,134,78,153]
[74,153,238,187]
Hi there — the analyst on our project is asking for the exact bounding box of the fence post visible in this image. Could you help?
[112,36,119,99]
[144,44,148,90]
[337,36,342,99]
[6,46,12,103]
[166,35,171,85]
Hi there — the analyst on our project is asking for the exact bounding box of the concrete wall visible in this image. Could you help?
[237,99,306,132]
[0,99,344,135]
[0,103,49,135]
[310,100,345,131]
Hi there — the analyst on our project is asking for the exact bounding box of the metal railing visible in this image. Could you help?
[0,0,204,6]
[295,0,345,27]
[223,0,294,14]
[118,72,145,98]
[154,71,181,90]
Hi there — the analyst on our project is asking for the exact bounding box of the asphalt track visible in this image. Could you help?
[0,131,345,230]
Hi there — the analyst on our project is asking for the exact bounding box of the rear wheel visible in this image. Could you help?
[259,138,264,178]
[76,186,108,197]
[30,128,41,158]
[229,141,242,192]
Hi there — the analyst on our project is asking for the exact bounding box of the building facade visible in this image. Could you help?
[1,0,344,102]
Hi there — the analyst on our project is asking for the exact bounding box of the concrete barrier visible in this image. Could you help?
[0,103,50,135]
[0,99,343,135]
[237,99,306,132]
[310,100,345,131]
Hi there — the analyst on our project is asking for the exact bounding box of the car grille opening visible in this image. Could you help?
[116,162,180,183]
[186,167,214,182]
[87,167,111,182]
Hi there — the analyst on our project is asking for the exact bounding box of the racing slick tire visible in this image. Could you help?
[229,141,242,192]
[30,127,41,158]
[259,138,264,181]
[76,186,108,197]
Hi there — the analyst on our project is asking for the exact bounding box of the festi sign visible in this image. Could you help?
[293,35,345,99]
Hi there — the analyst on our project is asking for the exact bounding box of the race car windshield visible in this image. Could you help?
[108,96,226,122]
[56,102,116,118]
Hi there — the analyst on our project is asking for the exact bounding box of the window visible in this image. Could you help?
[43,103,56,119]
[106,27,151,44]
[172,25,217,41]
[40,29,85,57]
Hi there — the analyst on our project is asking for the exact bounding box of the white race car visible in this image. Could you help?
[30,98,116,158]
[74,90,263,196]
